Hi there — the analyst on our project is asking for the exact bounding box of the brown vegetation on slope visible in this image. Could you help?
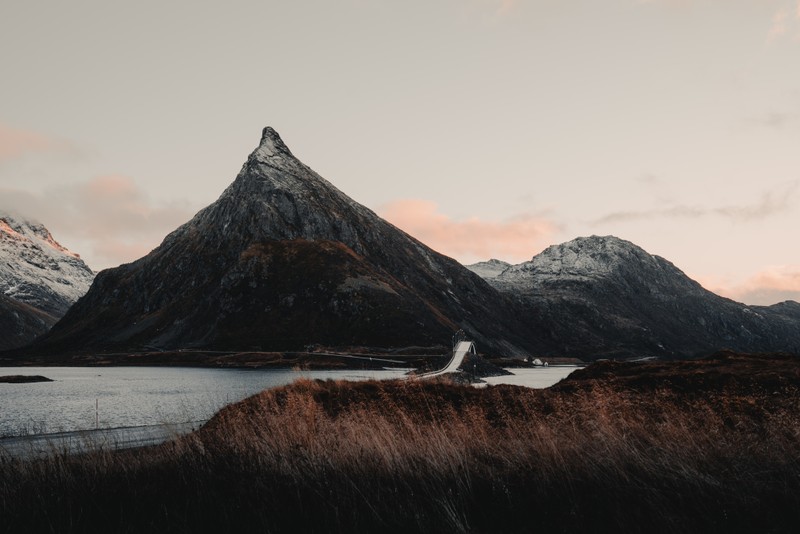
[1,353,799,533]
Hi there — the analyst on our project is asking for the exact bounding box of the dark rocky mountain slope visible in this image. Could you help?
[0,293,58,350]
[468,236,800,360]
[23,128,540,358]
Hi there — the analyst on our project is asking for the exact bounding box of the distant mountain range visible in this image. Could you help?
[4,129,799,361]
[0,213,94,350]
[467,236,800,360]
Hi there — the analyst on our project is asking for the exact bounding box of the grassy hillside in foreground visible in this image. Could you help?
[2,352,799,533]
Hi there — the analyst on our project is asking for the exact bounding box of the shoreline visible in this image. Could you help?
[2,352,797,533]
[0,349,586,370]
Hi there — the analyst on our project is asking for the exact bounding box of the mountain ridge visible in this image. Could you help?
[6,130,799,362]
[22,127,540,358]
[467,235,800,359]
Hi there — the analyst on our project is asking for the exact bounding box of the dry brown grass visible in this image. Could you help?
[2,354,799,533]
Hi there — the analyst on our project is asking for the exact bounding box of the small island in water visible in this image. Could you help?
[0,375,53,383]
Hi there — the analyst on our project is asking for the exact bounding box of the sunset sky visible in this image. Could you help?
[2,0,799,305]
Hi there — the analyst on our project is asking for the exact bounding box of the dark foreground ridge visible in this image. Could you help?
[2,352,798,533]
[554,349,800,393]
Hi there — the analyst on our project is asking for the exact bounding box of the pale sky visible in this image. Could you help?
[1,0,799,305]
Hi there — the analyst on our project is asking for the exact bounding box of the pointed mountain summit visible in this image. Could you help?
[476,235,800,359]
[27,128,537,357]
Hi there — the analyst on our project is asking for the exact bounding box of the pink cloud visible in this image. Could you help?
[495,0,518,14]
[85,175,139,198]
[0,123,58,161]
[766,1,800,42]
[696,267,800,305]
[0,123,80,162]
[78,175,155,220]
[379,198,557,264]
[0,176,196,270]
[768,7,790,41]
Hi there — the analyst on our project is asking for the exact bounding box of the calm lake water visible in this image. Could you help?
[0,366,578,438]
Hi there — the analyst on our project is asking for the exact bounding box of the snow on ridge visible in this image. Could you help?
[466,236,661,286]
[527,235,647,276]
[465,259,512,279]
[205,127,397,253]
[0,212,94,315]
[0,214,81,259]
[247,126,312,182]
[145,126,386,264]
[0,219,23,241]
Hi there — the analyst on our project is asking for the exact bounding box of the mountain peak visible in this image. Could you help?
[31,128,536,357]
[494,234,687,290]
[533,235,649,269]
[253,126,294,160]
[545,235,637,256]
[1,213,80,259]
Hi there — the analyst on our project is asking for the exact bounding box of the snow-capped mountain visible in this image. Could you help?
[12,130,800,362]
[0,213,94,349]
[27,128,539,357]
[472,235,800,359]
[493,235,705,297]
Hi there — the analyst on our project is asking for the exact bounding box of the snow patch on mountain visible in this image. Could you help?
[465,259,511,280]
[495,235,666,287]
[0,213,95,316]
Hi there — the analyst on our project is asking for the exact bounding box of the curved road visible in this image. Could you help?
[417,340,474,379]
